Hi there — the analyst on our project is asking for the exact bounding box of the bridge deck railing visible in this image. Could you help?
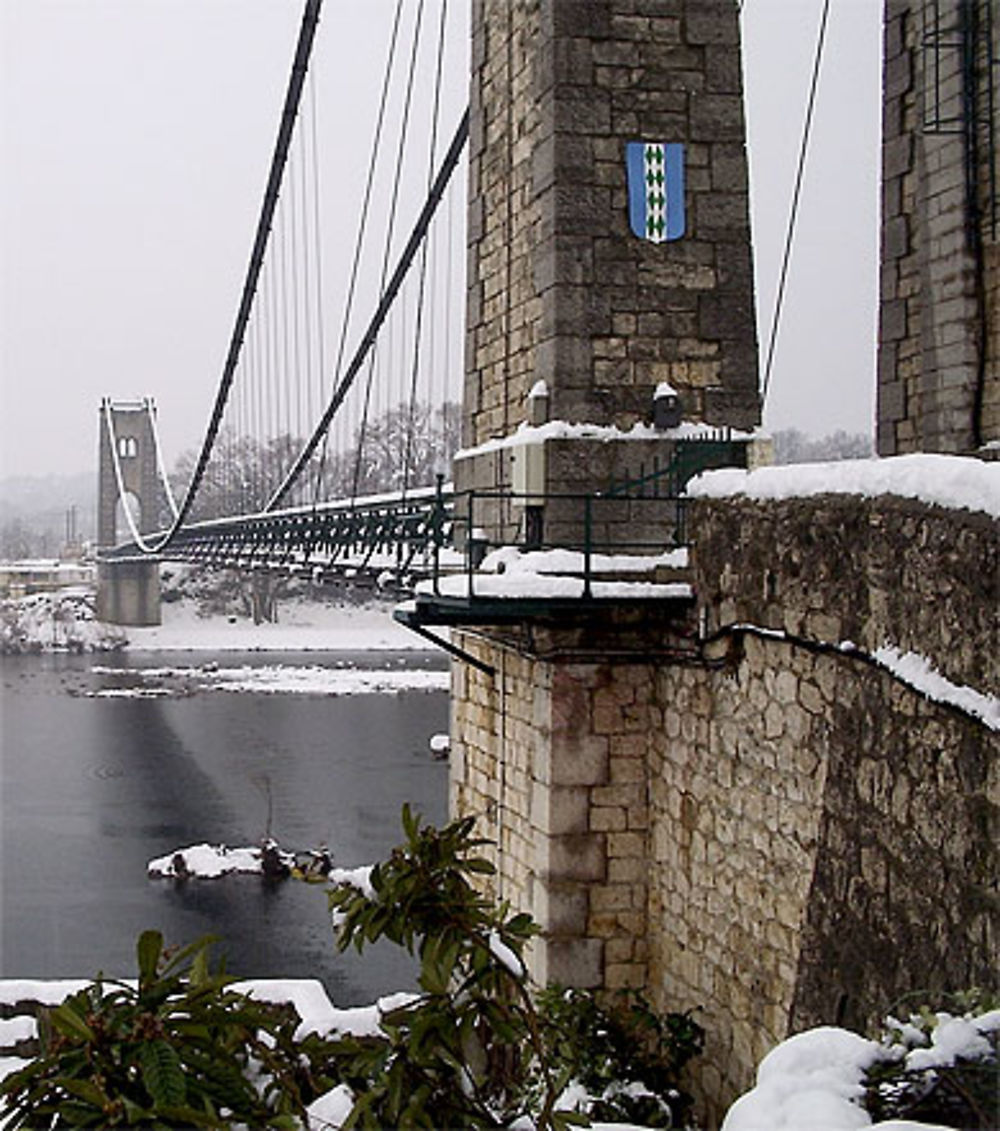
[436,486,690,602]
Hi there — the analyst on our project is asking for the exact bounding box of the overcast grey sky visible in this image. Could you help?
[0,0,882,480]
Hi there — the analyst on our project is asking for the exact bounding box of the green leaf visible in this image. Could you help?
[189,942,210,988]
[57,1078,109,1109]
[158,934,222,980]
[268,1116,302,1130]
[553,1110,592,1129]
[136,929,163,986]
[402,802,419,842]
[49,1002,95,1044]
[507,912,536,935]
[54,1099,103,1126]
[139,1040,186,1109]
[122,1097,153,1124]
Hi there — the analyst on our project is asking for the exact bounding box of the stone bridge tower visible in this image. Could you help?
[878,0,999,453]
[446,0,760,1016]
[95,398,162,626]
[457,0,760,518]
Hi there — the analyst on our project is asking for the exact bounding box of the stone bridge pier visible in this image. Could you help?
[444,3,998,1126]
[447,0,761,1117]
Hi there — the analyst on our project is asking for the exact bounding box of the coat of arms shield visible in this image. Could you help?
[626,142,685,243]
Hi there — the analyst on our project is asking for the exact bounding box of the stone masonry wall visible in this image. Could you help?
[466,0,759,450]
[647,628,997,1125]
[648,642,833,1122]
[450,626,679,993]
[450,491,997,1126]
[690,492,998,694]
[878,0,1000,454]
[645,493,998,1120]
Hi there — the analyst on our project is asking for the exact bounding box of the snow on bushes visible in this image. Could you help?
[723,998,999,1131]
[0,589,125,654]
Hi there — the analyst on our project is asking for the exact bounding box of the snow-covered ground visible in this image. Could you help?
[87,659,449,699]
[126,594,426,652]
[0,588,429,654]
[0,587,125,653]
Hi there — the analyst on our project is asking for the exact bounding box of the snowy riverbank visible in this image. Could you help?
[0,588,428,655]
[124,594,423,652]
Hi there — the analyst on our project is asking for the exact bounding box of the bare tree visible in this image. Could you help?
[169,402,461,520]
[772,429,874,465]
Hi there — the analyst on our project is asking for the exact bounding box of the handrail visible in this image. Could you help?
[445,487,690,601]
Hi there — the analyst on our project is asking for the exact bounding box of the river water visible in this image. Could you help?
[0,650,449,1006]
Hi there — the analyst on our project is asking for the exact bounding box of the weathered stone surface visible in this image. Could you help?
[877,0,999,454]
[465,0,759,455]
[450,490,997,1126]
[690,493,998,695]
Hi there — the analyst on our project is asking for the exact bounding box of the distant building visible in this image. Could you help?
[0,560,94,598]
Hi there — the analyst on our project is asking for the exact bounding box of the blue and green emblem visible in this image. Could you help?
[626,142,685,243]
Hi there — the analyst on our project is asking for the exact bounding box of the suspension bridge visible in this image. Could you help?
[95,0,757,631]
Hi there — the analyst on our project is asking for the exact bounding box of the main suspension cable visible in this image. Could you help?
[131,0,323,553]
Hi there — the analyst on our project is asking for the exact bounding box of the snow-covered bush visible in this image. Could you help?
[0,590,125,654]
[864,993,999,1128]
[323,805,705,1129]
[0,931,331,1128]
[535,985,703,1127]
[722,992,999,1131]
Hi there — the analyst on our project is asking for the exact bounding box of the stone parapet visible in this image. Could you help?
[689,491,998,695]
[448,489,997,1127]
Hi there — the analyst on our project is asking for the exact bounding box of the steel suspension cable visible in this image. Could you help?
[308,70,326,472]
[760,0,831,405]
[402,0,449,496]
[129,0,322,551]
[149,403,180,521]
[351,0,426,502]
[289,145,301,453]
[267,107,469,510]
[308,0,405,506]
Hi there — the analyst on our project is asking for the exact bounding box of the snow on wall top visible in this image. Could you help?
[687,454,1000,518]
[455,419,758,459]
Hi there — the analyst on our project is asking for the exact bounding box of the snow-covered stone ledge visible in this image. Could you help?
[686,455,998,699]
[687,452,1000,518]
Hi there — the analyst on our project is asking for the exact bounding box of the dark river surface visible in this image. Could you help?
[0,650,449,1006]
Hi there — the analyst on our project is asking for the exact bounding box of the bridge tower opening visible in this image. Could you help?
[95,398,163,626]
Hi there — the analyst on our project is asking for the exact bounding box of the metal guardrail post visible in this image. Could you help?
[465,491,474,600]
[433,474,444,596]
